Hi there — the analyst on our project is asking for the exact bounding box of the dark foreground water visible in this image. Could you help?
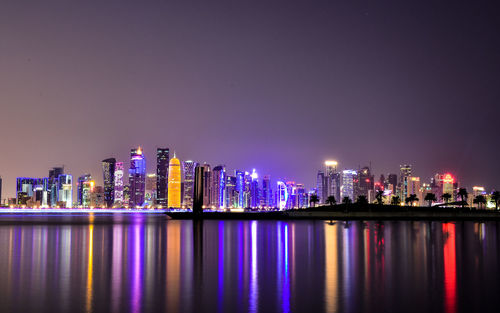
[0,214,499,313]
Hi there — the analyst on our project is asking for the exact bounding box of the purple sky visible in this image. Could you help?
[1,0,499,198]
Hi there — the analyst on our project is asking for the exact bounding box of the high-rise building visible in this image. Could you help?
[102,158,116,208]
[114,162,124,206]
[399,164,412,200]
[224,175,237,208]
[193,165,204,213]
[341,170,357,201]
[167,155,181,208]
[235,170,245,208]
[387,174,398,193]
[82,180,95,208]
[183,160,197,208]
[250,169,259,208]
[16,177,37,204]
[324,161,340,202]
[277,181,288,210]
[57,174,73,208]
[356,166,374,201]
[203,164,212,207]
[77,174,92,206]
[156,148,169,206]
[145,173,157,206]
[261,175,271,207]
[48,167,64,207]
[316,171,326,204]
[90,185,104,208]
[129,147,146,207]
[408,177,421,205]
[442,173,455,201]
[211,166,225,209]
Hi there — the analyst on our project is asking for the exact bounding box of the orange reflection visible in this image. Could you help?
[166,221,181,311]
[442,223,456,313]
[86,224,94,313]
[324,223,338,313]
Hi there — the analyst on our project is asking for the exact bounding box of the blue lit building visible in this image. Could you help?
[341,170,357,201]
[235,170,244,208]
[129,147,146,207]
[211,165,225,209]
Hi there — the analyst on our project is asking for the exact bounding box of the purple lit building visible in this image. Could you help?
[129,147,146,207]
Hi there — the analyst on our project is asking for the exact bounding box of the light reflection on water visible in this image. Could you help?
[0,215,499,313]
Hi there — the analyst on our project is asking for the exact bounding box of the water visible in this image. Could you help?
[0,214,498,313]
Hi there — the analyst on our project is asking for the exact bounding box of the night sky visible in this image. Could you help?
[1,0,499,198]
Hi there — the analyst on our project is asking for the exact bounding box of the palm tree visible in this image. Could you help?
[491,191,500,210]
[309,194,319,207]
[406,194,419,206]
[356,195,368,205]
[457,188,468,208]
[473,195,486,209]
[424,193,437,207]
[375,190,385,205]
[326,195,336,206]
[441,193,452,204]
[391,196,400,206]
[342,197,352,205]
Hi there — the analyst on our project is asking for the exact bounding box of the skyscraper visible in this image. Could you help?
[183,160,197,208]
[356,166,374,201]
[250,169,259,208]
[211,165,225,209]
[114,162,124,206]
[129,147,146,207]
[203,164,212,207]
[400,164,412,200]
[261,175,271,207]
[193,165,204,214]
[57,174,73,208]
[102,158,116,208]
[145,173,157,206]
[325,160,341,203]
[341,170,357,201]
[77,174,92,207]
[48,167,64,207]
[167,155,181,208]
[316,171,326,204]
[156,148,169,206]
[235,170,244,208]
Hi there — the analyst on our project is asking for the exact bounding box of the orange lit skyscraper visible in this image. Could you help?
[168,155,181,208]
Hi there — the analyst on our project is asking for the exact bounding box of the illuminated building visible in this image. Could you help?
[408,177,421,205]
[224,175,237,208]
[277,181,288,210]
[113,162,124,205]
[250,169,259,208]
[16,177,37,205]
[48,167,64,206]
[261,175,271,207]
[442,174,455,201]
[82,180,95,208]
[156,148,169,206]
[356,166,374,201]
[400,164,412,200]
[77,174,92,206]
[235,170,244,208]
[341,170,357,201]
[183,160,197,208]
[145,173,157,206]
[296,183,308,208]
[286,181,297,209]
[325,160,341,203]
[211,165,225,209]
[202,164,212,207]
[57,174,73,208]
[167,155,181,208]
[316,171,326,204]
[90,185,104,208]
[129,147,146,207]
[193,165,204,213]
[102,158,116,208]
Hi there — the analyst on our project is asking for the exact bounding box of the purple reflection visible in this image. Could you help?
[217,221,224,311]
[130,223,144,313]
[249,221,258,312]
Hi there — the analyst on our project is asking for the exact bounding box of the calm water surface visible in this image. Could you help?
[0,214,498,313]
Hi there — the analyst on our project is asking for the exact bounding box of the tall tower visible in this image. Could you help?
[129,147,146,207]
[114,162,124,206]
[261,175,271,207]
[250,169,259,208]
[193,165,204,214]
[400,164,412,200]
[102,158,116,208]
[316,171,325,204]
[167,154,181,208]
[57,174,73,208]
[341,170,357,201]
[203,164,212,207]
[211,165,225,209]
[156,148,169,206]
[77,174,92,207]
[183,160,197,208]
